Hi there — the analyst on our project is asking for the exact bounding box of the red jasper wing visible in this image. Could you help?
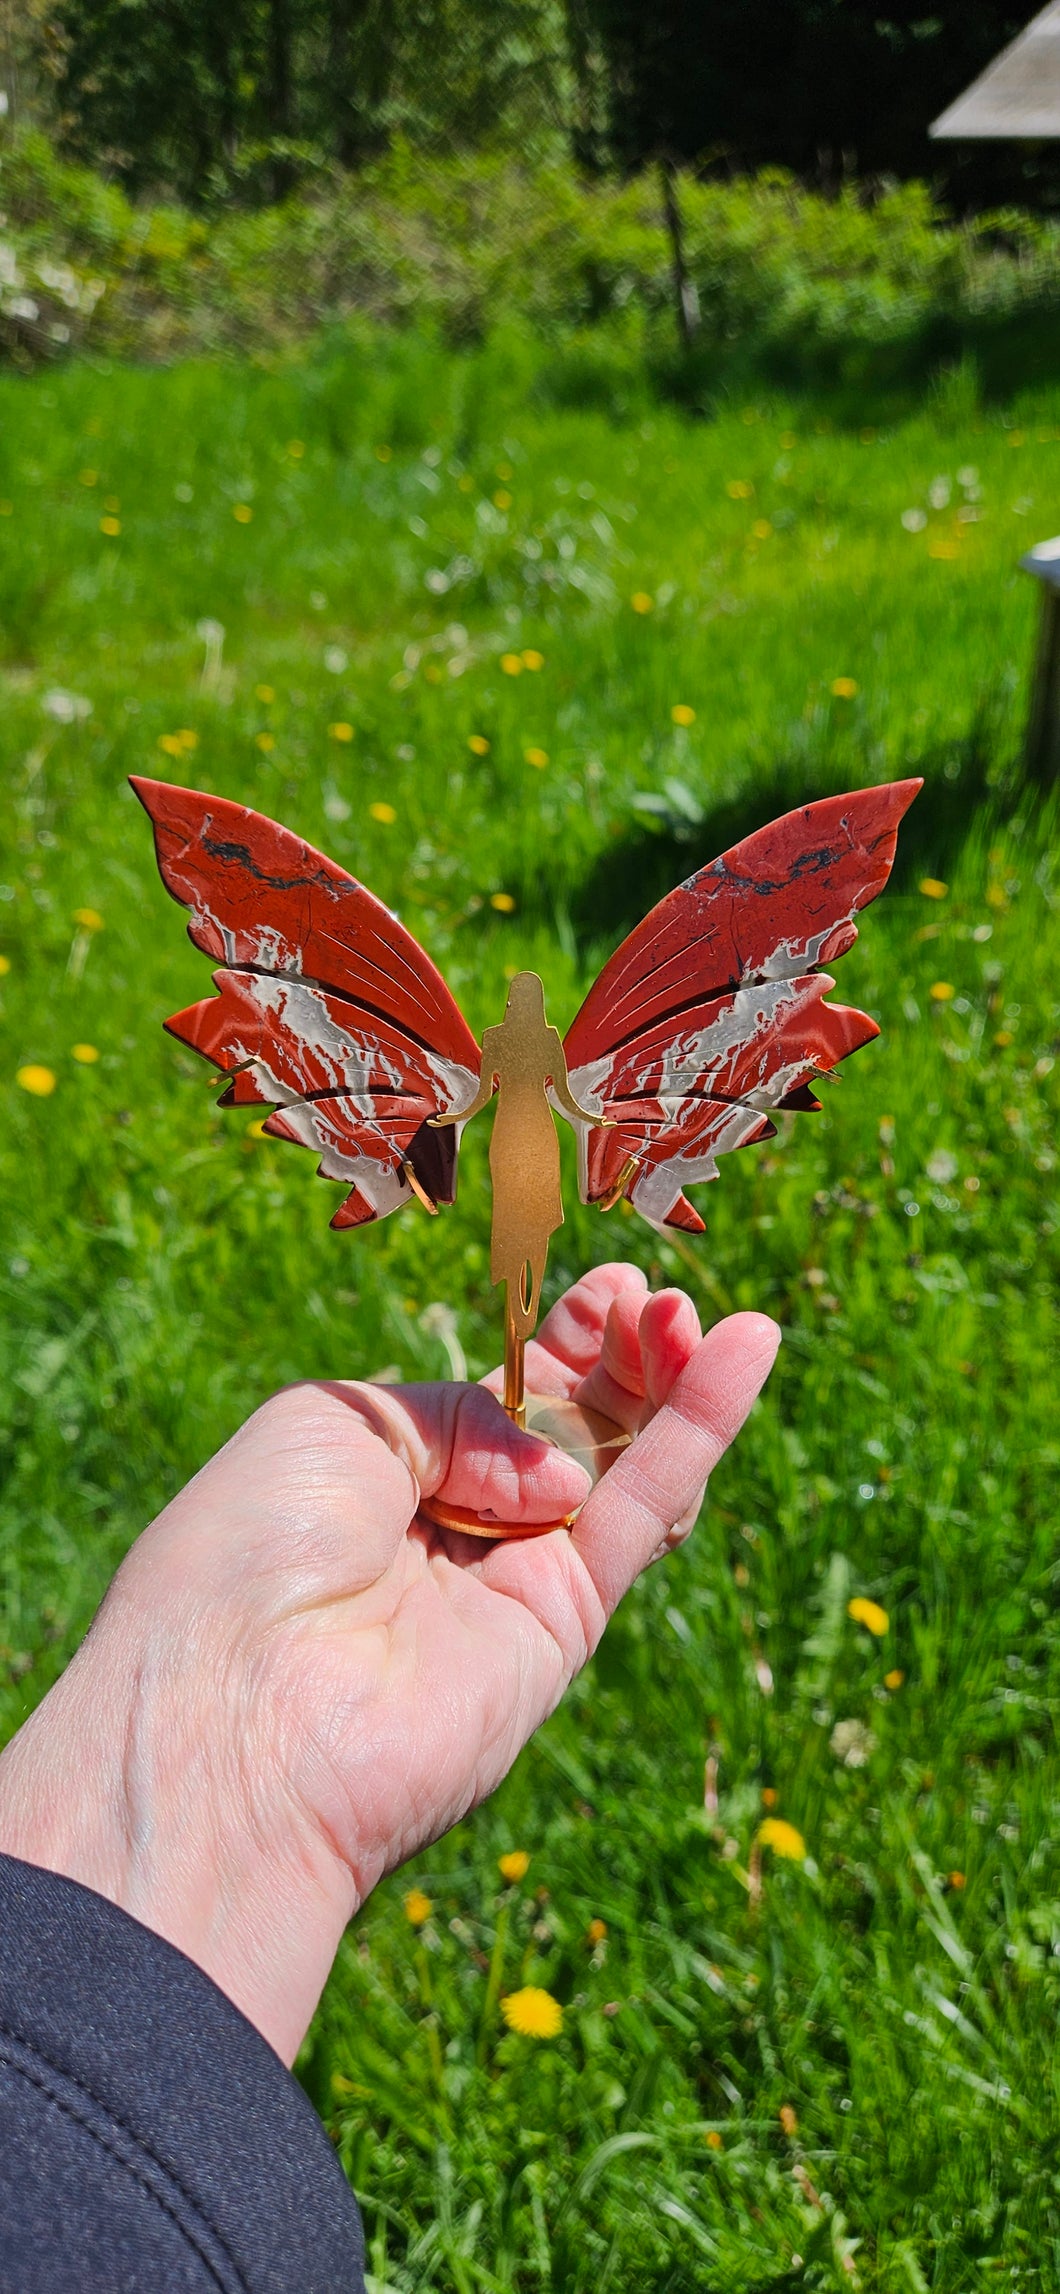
[563,780,920,1231]
[132,778,481,1228]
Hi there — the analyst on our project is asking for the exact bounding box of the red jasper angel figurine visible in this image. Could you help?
[133,772,919,1535]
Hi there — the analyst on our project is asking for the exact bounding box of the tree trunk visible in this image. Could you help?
[268,0,295,198]
[659,156,699,351]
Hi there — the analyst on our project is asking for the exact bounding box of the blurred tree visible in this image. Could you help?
[586,2,1059,211]
[35,0,574,202]
[29,0,1060,211]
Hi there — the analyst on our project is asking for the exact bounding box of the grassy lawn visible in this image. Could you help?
[0,329,1058,2289]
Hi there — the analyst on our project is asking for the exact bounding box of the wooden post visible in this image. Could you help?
[659,156,700,351]
[1022,539,1060,786]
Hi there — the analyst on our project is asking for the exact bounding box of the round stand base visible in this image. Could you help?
[420,1392,631,1540]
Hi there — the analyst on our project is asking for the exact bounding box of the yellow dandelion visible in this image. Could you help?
[500,653,523,676]
[928,537,960,560]
[246,1117,270,1140]
[848,1595,889,1636]
[73,908,103,932]
[287,439,305,459]
[929,981,954,1003]
[404,1888,432,1926]
[100,516,121,537]
[255,732,275,754]
[0,955,9,975]
[671,704,696,727]
[994,1029,1013,1047]
[524,747,549,769]
[630,591,653,614]
[726,480,754,499]
[493,489,512,510]
[761,1786,778,1808]
[919,878,947,900]
[752,519,773,539]
[491,892,516,913]
[779,2104,798,2135]
[521,650,544,671]
[329,722,354,743]
[948,1871,967,1891]
[17,1065,56,1097]
[705,2130,724,2151]
[375,444,392,462]
[501,1987,563,2040]
[158,734,183,758]
[498,1850,530,1883]
[884,1668,904,1690]
[468,734,490,756]
[233,503,253,524]
[370,802,397,825]
[586,1918,608,1945]
[71,1044,99,1065]
[756,1818,806,1861]
[256,684,275,704]
[831,677,858,699]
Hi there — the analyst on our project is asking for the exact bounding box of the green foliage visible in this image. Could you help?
[0,335,1058,2285]
[37,0,574,204]
[6,123,1060,407]
[26,0,1060,216]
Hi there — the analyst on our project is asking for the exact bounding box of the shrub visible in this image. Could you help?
[4,123,1060,398]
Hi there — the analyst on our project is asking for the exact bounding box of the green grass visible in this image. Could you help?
[0,328,1058,2289]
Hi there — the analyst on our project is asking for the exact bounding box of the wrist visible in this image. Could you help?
[0,1560,358,2065]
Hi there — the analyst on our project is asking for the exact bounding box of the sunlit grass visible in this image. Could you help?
[0,330,1058,2287]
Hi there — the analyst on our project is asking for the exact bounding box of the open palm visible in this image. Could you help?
[0,1263,778,2064]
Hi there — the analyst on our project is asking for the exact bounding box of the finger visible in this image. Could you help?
[481,1262,649,1402]
[574,1285,701,1431]
[570,1312,780,1619]
[319,1378,590,1528]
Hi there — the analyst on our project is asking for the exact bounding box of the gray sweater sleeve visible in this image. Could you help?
[0,1852,365,2293]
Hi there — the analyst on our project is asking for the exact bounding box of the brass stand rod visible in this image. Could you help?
[503,1295,526,1428]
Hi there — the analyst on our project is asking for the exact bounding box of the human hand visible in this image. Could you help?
[0,1264,778,2064]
